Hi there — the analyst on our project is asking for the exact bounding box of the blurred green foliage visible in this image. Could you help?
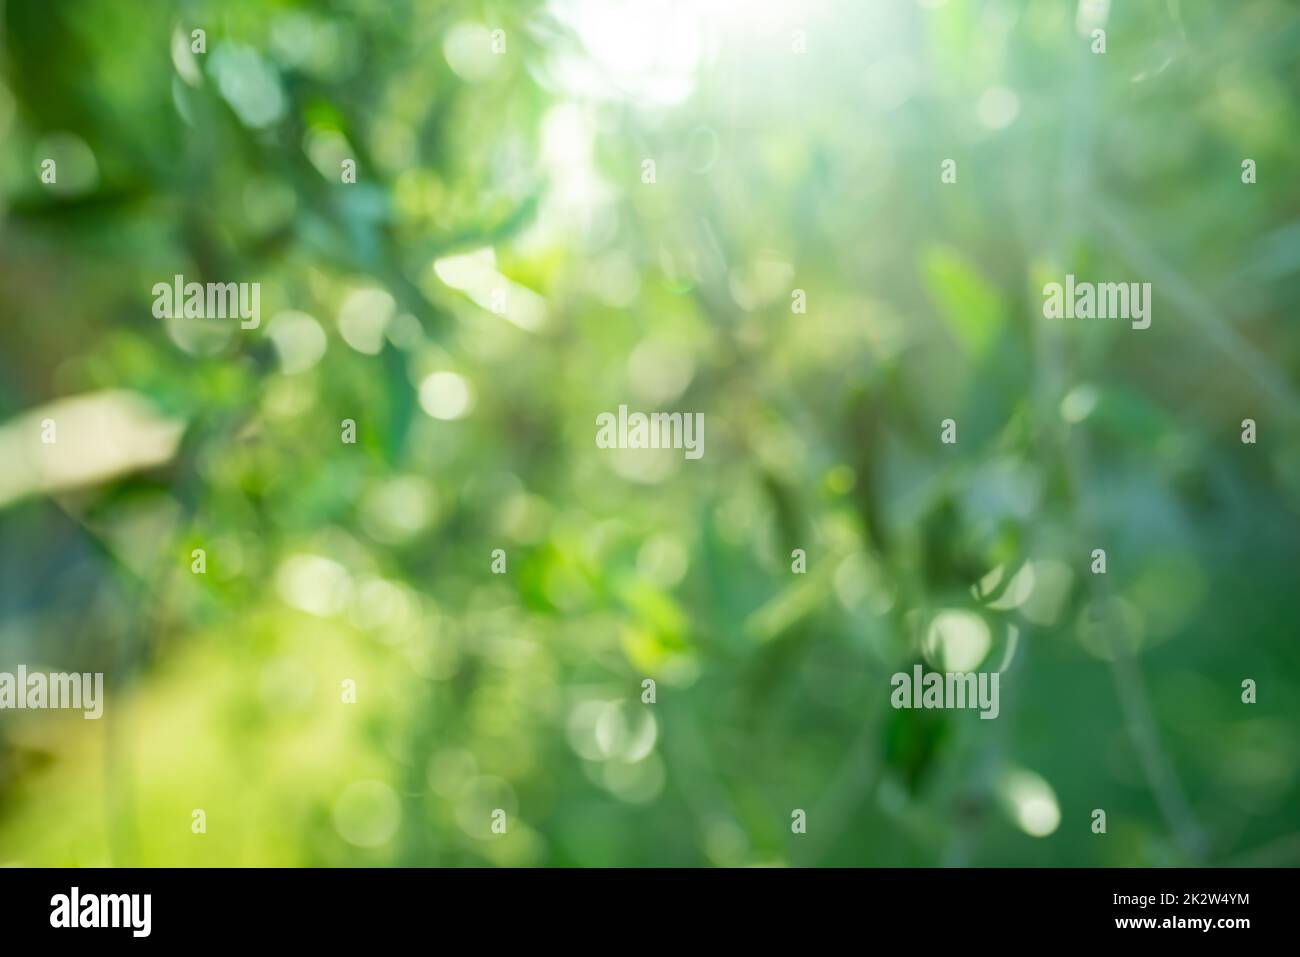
[1,0,1298,866]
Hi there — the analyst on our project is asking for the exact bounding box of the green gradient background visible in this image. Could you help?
[1,0,1298,866]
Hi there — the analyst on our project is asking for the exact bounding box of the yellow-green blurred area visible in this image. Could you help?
[1,0,1298,866]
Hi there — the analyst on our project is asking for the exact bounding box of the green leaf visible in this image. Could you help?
[921,245,1005,357]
